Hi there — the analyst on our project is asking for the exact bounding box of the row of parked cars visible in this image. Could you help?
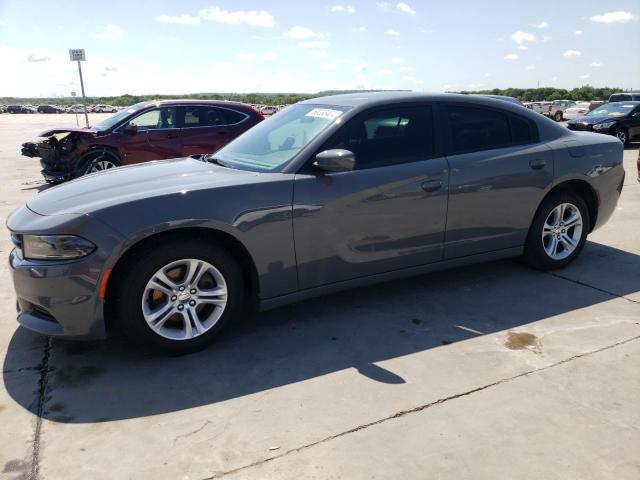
[2,104,121,114]
[523,92,640,122]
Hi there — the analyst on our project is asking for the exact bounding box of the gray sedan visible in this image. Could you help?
[8,92,625,353]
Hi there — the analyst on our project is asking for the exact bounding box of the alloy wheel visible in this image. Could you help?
[141,259,228,340]
[541,203,583,260]
[616,130,627,144]
[88,159,117,172]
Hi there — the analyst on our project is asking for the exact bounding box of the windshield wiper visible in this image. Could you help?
[201,154,232,168]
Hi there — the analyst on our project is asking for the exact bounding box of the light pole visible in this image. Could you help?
[69,49,89,128]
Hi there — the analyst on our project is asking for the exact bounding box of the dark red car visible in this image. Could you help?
[21,100,264,183]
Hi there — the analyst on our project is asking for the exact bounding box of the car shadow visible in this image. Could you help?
[3,241,640,423]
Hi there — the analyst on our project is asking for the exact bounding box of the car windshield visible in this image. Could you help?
[93,102,146,131]
[213,104,349,172]
[587,103,636,118]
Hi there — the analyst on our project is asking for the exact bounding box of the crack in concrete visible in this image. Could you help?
[173,420,214,446]
[29,336,52,480]
[548,271,640,305]
[202,334,640,479]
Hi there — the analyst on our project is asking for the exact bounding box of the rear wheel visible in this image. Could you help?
[553,111,563,122]
[112,240,244,354]
[523,191,590,270]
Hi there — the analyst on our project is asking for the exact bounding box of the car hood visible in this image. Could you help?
[568,115,622,125]
[38,127,97,137]
[27,157,260,216]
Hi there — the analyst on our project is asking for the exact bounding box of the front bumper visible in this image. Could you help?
[10,248,107,339]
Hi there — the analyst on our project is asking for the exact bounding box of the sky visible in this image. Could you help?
[0,0,639,97]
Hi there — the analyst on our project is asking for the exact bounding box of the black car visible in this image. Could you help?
[608,92,640,102]
[567,101,640,145]
[6,105,36,114]
[37,104,63,113]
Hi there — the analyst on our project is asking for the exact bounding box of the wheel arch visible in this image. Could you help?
[536,179,599,232]
[76,145,122,174]
[104,227,259,332]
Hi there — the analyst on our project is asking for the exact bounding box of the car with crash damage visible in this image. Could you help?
[567,101,640,146]
[7,92,625,353]
[20,99,265,183]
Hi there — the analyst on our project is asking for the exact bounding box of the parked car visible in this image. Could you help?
[8,92,625,353]
[6,105,36,114]
[563,102,591,120]
[589,101,606,112]
[95,104,118,113]
[260,105,278,115]
[528,100,575,121]
[66,104,87,114]
[20,100,265,183]
[567,101,640,145]
[37,104,63,114]
[608,92,640,102]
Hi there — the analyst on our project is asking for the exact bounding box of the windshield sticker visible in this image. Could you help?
[621,105,633,108]
[305,108,343,120]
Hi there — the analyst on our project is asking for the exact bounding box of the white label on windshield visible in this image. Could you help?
[621,105,633,108]
[306,108,342,120]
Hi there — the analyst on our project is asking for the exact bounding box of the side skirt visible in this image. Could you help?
[258,246,523,312]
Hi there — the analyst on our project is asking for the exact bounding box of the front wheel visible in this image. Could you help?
[112,240,244,354]
[81,150,121,176]
[523,191,590,270]
[615,129,629,146]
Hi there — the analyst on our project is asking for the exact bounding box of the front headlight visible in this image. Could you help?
[22,235,96,260]
[593,121,616,130]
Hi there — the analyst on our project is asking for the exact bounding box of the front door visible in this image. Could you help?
[120,107,181,164]
[293,104,449,290]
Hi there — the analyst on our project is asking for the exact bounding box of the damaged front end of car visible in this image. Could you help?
[21,128,95,183]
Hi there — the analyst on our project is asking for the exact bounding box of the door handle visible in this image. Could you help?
[421,179,443,192]
[529,159,547,170]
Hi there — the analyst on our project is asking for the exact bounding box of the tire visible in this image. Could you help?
[522,191,590,270]
[615,128,629,146]
[80,150,121,176]
[553,111,563,122]
[112,239,244,354]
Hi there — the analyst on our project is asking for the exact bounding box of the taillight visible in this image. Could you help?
[548,105,552,112]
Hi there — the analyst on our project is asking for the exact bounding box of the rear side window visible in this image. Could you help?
[329,105,434,169]
[447,105,511,153]
[609,94,631,102]
[182,106,228,127]
[223,108,248,124]
[509,115,537,145]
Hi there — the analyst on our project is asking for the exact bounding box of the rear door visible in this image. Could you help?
[178,105,232,156]
[441,103,554,259]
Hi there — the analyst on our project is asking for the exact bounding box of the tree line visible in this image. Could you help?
[0,86,629,106]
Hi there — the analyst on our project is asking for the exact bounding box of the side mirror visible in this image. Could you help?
[123,123,138,135]
[314,149,355,172]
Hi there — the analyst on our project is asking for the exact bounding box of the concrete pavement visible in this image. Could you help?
[1,114,639,480]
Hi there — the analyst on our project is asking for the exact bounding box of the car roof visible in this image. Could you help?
[136,99,252,109]
[606,101,640,105]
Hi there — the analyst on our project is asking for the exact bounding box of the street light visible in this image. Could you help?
[69,49,89,128]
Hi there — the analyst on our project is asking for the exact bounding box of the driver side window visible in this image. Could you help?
[130,108,177,131]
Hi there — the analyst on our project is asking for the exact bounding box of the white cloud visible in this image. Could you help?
[90,24,123,40]
[283,26,322,40]
[504,53,519,60]
[532,21,548,28]
[331,5,356,13]
[298,40,329,48]
[376,2,391,11]
[518,45,528,51]
[396,3,416,15]
[590,61,602,67]
[526,65,536,70]
[574,30,583,35]
[511,31,536,44]
[563,49,581,57]
[26,54,51,62]
[199,7,274,27]
[355,26,366,31]
[353,63,368,72]
[551,76,558,81]
[391,57,404,64]
[309,50,329,57]
[385,29,400,36]
[320,61,338,70]
[580,74,590,79]
[402,75,415,81]
[590,11,634,24]
[542,35,552,42]
[378,68,393,76]
[155,14,200,25]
